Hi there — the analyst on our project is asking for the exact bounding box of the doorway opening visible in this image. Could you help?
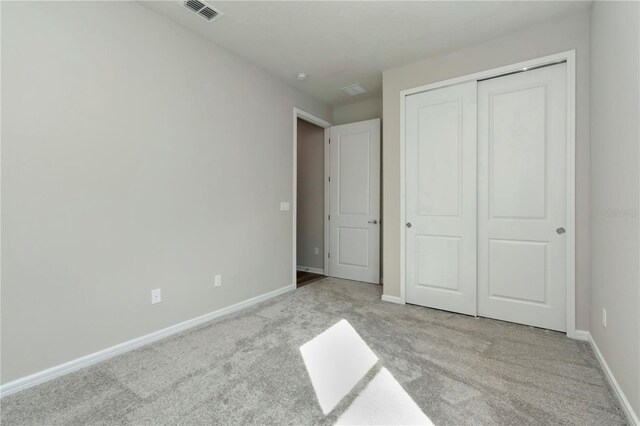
[293,109,331,288]
[293,108,382,288]
[296,118,326,287]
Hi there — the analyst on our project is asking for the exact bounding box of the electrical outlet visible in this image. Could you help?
[151,288,161,304]
[280,202,290,211]
[315,247,319,255]
[214,274,222,287]
[602,308,607,327]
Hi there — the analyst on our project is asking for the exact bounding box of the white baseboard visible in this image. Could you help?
[381,294,404,304]
[296,265,324,275]
[587,332,639,425]
[0,283,296,398]
[573,329,590,341]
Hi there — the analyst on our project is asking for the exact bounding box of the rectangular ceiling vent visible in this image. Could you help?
[341,83,367,96]
[181,0,223,22]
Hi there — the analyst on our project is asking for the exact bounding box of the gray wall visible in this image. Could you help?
[0,1,331,383]
[589,1,640,418]
[296,119,325,271]
[381,12,592,331]
[332,97,382,126]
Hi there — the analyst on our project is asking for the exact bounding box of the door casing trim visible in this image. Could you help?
[398,50,577,338]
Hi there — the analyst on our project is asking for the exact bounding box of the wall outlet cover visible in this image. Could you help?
[214,274,222,287]
[280,202,290,211]
[602,307,607,327]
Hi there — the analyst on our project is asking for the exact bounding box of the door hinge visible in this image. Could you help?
[328,252,331,258]
[329,139,331,144]
[328,214,331,221]
[328,176,331,182]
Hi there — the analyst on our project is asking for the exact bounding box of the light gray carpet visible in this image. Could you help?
[0,278,627,425]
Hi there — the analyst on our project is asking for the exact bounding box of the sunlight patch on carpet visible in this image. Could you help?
[335,367,433,425]
[300,319,432,425]
[299,319,378,415]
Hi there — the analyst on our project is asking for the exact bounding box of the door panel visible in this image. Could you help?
[329,119,380,283]
[490,86,548,219]
[488,239,547,303]
[405,81,477,315]
[416,235,461,292]
[338,227,369,267]
[417,100,462,217]
[338,133,370,215]
[478,63,567,331]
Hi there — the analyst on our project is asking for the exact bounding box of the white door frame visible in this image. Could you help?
[292,108,332,286]
[399,50,577,338]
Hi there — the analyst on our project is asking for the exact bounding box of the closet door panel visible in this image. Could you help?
[477,63,567,332]
[405,81,477,316]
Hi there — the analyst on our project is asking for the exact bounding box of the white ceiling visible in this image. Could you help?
[143,1,591,106]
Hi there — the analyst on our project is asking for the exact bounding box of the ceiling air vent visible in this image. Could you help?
[199,7,219,20]
[181,0,223,22]
[341,83,367,96]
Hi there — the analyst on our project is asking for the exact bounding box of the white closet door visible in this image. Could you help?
[405,81,477,315]
[329,119,380,284]
[477,64,567,331]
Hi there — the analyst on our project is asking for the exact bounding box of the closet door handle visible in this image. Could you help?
[368,220,378,225]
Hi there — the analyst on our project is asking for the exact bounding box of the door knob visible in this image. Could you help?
[406,222,412,228]
[368,220,378,224]
[556,227,566,235]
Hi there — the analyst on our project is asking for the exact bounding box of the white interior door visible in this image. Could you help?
[477,63,567,331]
[405,81,477,315]
[329,119,380,284]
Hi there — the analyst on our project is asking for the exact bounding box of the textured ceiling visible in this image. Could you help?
[142,1,591,106]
